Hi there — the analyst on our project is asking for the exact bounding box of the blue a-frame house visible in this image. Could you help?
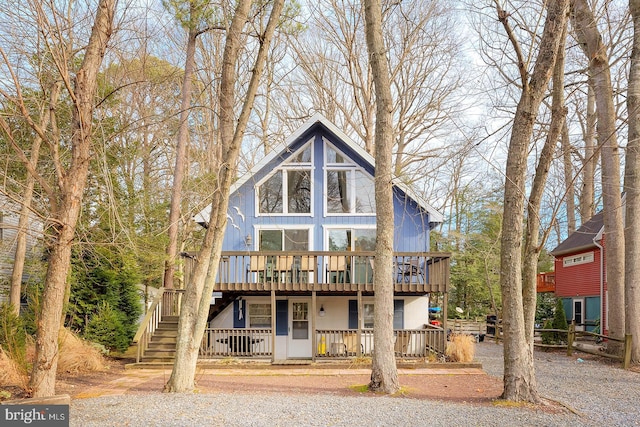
[177,114,451,361]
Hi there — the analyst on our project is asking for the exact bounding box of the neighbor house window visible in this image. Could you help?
[257,143,312,215]
[563,252,594,267]
[249,303,271,328]
[325,144,375,214]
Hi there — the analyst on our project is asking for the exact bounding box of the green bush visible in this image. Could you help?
[540,319,555,345]
[0,303,28,370]
[541,299,568,345]
[83,301,129,353]
[552,298,568,343]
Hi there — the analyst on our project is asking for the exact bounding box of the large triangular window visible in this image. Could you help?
[325,142,375,215]
[257,141,312,215]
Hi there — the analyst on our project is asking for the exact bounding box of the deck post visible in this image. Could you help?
[567,322,575,356]
[312,290,317,362]
[623,334,632,369]
[271,290,276,363]
[357,290,362,356]
[442,291,449,350]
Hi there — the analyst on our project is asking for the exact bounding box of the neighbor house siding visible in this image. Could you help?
[553,247,603,298]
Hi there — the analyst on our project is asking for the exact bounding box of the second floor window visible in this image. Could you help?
[258,143,312,215]
[325,144,375,214]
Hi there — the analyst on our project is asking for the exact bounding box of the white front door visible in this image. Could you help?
[288,300,312,358]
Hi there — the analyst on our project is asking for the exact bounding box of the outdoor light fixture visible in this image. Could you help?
[319,305,326,317]
[244,234,252,247]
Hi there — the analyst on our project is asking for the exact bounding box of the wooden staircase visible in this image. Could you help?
[139,315,178,363]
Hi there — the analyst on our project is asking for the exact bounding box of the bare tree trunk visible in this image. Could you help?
[364,0,399,395]
[165,0,284,392]
[29,0,116,397]
[571,0,625,354]
[497,0,568,402]
[524,21,568,346]
[580,80,597,224]
[9,82,61,315]
[625,0,640,364]
[561,121,576,234]
[164,22,198,290]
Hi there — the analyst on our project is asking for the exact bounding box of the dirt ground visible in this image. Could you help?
[45,358,506,404]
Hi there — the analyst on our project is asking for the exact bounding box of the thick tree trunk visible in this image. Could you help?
[165,0,284,392]
[29,0,115,397]
[523,23,567,345]
[164,24,198,290]
[497,0,568,402]
[625,0,640,364]
[364,0,399,394]
[571,0,625,354]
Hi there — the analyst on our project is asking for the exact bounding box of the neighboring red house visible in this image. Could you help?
[550,211,605,333]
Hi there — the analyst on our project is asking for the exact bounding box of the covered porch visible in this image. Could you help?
[134,251,450,363]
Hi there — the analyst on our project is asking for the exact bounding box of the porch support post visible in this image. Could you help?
[311,290,317,362]
[271,289,276,363]
[357,290,362,356]
[442,291,448,353]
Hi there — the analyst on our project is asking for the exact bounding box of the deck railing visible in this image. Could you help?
[132,288,183,363]
[314,328,445,358]
[191,251,450,293]
[196,327,445,359]
[200,328,272,358]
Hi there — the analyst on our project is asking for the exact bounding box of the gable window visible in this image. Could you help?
[258,143,312,215]
[325,144,375,214]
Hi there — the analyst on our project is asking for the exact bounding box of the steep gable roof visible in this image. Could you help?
[194,113,443,224]
[551,211,604,256]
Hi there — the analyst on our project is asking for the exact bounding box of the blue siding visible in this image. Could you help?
[222,123,433,252]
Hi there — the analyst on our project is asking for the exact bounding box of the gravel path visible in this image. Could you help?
[71,343,640,427]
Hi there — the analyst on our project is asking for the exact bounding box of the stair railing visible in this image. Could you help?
[133,287,166,363]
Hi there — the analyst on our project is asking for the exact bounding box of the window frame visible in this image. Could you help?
[323,142,375,216]
[253,225,314,251]
[255,141,313,217]
[248,303,272,328]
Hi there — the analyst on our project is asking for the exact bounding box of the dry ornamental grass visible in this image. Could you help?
[445,334,476,362]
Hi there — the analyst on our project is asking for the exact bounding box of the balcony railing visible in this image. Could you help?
[197,327,445,359]
[183,251,450,293]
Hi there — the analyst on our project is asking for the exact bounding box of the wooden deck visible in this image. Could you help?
[183,251,450,294]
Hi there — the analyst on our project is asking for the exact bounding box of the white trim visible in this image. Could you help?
[323,139,376,217]
[194,113,443,224]
[562,252,594,268]
[323,224,377,251]
[252,224,315,251]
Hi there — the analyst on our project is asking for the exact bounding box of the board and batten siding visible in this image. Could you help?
[222,128,430,253]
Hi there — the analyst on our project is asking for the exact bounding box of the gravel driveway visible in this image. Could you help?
[71,342,639,427]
